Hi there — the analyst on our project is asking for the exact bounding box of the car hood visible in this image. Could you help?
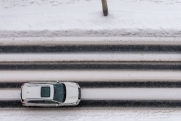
[64,83,78,103]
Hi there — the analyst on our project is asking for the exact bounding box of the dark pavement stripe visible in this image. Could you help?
[0,45,180,53]
[0,62,180,70]
[78,82,181,88]
[0,100,22,108]
[78,100,181,108]
[2,82,181,88]
[0,82,22,88]
[1,100,181,108]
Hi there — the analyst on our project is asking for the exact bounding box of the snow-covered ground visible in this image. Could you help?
[1,0,181,37]
[1,108,181,121]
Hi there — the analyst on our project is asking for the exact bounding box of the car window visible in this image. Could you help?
[28,100,44,103]
[53,84,66,102]
[28,100,57,104]
[41,86,50,97]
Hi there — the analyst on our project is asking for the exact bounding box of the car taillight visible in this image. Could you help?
[21,98,24,103]
[22,83,24,86]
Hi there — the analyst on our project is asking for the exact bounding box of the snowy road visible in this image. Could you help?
[0,53,180,62]
[1,37,181,46]
[81,88,181,100]
[0,43,180,120]
[0,89,20,100]
[0,70,180,82]
[2,88,181,101]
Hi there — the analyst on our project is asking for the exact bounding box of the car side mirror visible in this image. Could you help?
[56,80,59,83]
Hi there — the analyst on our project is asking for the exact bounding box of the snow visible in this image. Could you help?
[0,70,180,82]
[3,88,181,100]
[0,53,180,62]
[0,89,20,100]
[1,37,181,46]
[1,108,181,121]
[1,1,181,120]
[1,0,181,37]
[82,88,181,100]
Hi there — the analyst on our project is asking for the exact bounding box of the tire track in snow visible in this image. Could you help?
[1,100,181,108]
[0,45,180,53]
[0,62,180,70]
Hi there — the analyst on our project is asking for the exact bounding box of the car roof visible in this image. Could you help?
[24,83,54,100]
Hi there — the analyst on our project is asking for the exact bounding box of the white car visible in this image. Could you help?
[20,81,81,107]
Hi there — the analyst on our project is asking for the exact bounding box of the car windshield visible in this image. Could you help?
[53,83,66,103]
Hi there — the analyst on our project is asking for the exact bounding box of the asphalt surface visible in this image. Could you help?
[2,82,181,88]
[0,45,180,53]
[0,62,180,70]
[1,100,181,108]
